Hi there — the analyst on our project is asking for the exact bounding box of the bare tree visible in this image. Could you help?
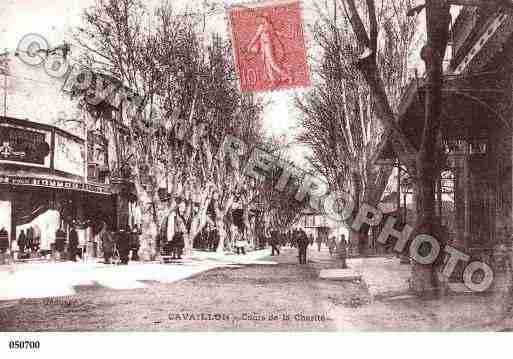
[338,0,510,295]
[297,0,416,255]
[72,0,266,258]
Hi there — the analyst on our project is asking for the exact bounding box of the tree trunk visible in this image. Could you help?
[216,219,227,253]
[139,210,158,261]
[410,165,439,295]
[243,205,254,249]
[182,231,192,257]
[350,170,364,256]
[410,0,450,297]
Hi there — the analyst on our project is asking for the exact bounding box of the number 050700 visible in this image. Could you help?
[9,340,40,350]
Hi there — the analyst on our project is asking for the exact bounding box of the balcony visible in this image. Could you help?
[86,130,109,184]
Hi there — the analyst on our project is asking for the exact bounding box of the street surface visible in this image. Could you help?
[0,245,511,331]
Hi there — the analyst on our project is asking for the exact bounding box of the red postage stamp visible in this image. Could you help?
[227,0,310,93]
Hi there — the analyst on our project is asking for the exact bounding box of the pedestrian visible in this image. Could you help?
[172,231,184,259]
[172,208,187,259]
[337,234,348,269]
[264,229,270,248]
[281,229,288,247]
[287,230,293,247]
[100,223,114,264]
[289,229,295,248]
[233,224,247,255]
[316,235,322,252]
[130,225,141,261]
[55,227,66,259]
[208,224,219,252]
[69,225,79,262]
[270,229,280,256]
[308,233,314,247]
[297,228,309,264]
[17,229,27,258]
[0,227,9,255]
[116,227,130,264]
[31,225,41,254]
[26,227,34,253]
[328,236,337,256]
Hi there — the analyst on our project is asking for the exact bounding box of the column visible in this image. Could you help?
[0,194,12,261]
[116,193,129,231]
[463,151,471,250]
[453,155,466,249]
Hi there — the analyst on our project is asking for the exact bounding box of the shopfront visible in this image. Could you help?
[0,116,127,261]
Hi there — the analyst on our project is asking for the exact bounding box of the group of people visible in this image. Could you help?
[161,229,185,260]
[47,222,141,264]
[265,229,314,250]
[328,234,348,268]
[16,227,42,258]
[267,228,310,264]
[232,224,248,255]
[53,225,88,262]
[192,223,220,252]
[166,222,247,256]
[264,228,348,266]
[2,216,348,267]
[99,223,141,264]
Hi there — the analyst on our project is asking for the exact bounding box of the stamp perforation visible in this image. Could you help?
[224,0,311,93]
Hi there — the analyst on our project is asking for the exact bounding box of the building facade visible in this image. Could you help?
[376,6,513,270]
[0,50,134,259]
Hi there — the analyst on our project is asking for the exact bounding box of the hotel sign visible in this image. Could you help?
[0,175,111,194]
[0,126,50,165]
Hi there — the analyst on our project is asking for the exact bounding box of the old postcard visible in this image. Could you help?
[1,0,513,357]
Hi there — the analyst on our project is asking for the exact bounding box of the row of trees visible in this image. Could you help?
[299,0,513,296]
[297,0,417,255]
[70,0,302,259]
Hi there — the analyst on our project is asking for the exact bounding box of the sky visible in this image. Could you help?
[1,0,314,167]
[0,0,459,170]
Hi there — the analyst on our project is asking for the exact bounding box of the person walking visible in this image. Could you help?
[208,224,219,252]
[287,230,293,247]
[116,227,130,265]
[31,226,41,254]
[297,228,309,264]
[172,209,187,259]
[55,227,66,260]
[316,235,322,252]
[337,234,348,269]
[26,227,34,254]
[328,236,337,256]
[270,229,280,256]
[130,225,141,261]
[308,233,314,247]
[0,227,9,262]
[100,223,114,264]
[68,225,79,262]
[289,229,296,248]
[233,224,247,255]
[0,227,8,251]
[17,229,27,258]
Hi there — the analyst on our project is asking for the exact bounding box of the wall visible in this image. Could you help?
[0,55,84,138]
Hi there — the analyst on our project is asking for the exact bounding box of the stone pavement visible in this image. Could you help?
[316,249,412,299]
[311,246,409,298]
[0,248,274,301]
[319,268,361,281]
[347,256,412,299]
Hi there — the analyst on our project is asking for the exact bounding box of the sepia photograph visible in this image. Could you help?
[1,0,513,356]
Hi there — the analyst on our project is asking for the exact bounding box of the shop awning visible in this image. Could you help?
[373,71,511,163]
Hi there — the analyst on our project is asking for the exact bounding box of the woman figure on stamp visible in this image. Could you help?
[247,13,292,85]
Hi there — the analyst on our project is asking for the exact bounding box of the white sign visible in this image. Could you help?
[53,133,85,177]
